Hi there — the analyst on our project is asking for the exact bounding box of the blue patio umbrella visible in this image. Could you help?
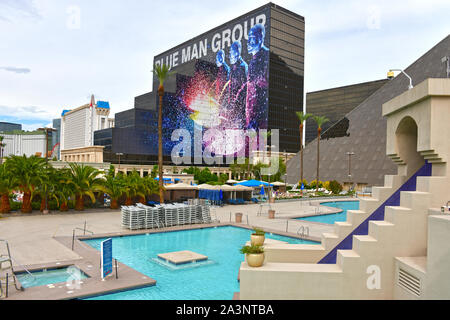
[235,179,272,187]
[260,186,265,195]
[219,189,223,200]
[154,177,171,181]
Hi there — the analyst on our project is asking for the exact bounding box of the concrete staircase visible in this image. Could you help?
[240,172,444,299]
[263,166,424,265]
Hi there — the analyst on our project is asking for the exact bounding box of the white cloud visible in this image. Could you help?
[0,66,31,74]
[0,0,449,121]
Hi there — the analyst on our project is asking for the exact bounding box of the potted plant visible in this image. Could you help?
[251,228,265,246]
[240,245,265,267]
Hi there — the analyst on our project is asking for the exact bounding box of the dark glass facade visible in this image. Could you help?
[0,122,22,133]
[268,5,304,153]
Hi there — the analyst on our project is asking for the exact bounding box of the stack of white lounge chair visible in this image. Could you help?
[121,203,212,230]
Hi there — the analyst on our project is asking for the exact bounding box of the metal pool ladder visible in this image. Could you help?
[0,239,28,298]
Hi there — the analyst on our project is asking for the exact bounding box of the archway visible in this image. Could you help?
[395,116,424,176]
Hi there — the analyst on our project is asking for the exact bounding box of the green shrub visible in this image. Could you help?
[240,245,264,254]
[31,202,41,211]
[329,180,343,194]
[309,180,323,189]
[9,201,22,211]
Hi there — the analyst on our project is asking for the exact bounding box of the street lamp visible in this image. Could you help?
[38,127,56,214]
[116,153,124,171]
[38,127,57,162]
[266,144,276,202]
[346,152,355,192]
[387,69,413,90]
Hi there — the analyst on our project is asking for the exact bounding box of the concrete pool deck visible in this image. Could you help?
[0,197,355,299]
[0,198,356,267]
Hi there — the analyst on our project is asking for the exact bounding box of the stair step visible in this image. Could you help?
[321,232,339,250]
[384,175,406,189]
[385,206,412,224]
[353,235,378,255]
[337,249,360,270]
[359,198,380,212]
[368,220,395,240]
[335,221,353,238]
[400,191,431,210]
[372,186,393,202]
[347,210,369,225]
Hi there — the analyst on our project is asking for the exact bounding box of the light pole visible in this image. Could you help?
[346,152,355,191]
[284,150,288,191]
[387,69,413,90]
[116,153,124,171]
[266,144,276,202]
[38,127,56,162]
[38,127,56,214]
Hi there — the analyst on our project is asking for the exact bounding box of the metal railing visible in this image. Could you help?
[71,227,94,251]
[0,239,27,297]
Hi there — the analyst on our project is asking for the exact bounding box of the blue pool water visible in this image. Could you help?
[296,201,360,224]
[83,226,318,300]
[17,267,88,288]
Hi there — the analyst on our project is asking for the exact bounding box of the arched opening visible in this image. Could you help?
[395,116,424,175]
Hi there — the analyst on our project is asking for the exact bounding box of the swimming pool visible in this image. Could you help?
[296,201,360,224]
[17,266,88,288]
[83,226,317,300]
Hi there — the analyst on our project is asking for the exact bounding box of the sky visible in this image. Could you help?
[1,0,449,131]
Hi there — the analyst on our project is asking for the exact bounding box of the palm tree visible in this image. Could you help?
[34,165,59,213]
[0,164,16,213]
[295,112,313,193]
[123,170,145,206]
[54,169,75,212]
[312,115,330,193]
[99,174,126,209]
[142,176,160,204]
[5,155,46,213]
[67,163,103,211]
[153,63,175,204]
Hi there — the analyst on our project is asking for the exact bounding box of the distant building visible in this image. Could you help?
[1,131,47,158]
[60,95,114,163]
[0,122,22,133]
[305,79,388,145]
[287,35,450,189]
[52,118,61,160]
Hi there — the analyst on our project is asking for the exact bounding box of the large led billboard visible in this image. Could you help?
[153,6,271,161]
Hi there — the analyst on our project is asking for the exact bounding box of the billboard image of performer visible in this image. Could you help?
[216,50,231,126]
[229,40,248,129]
[246,23,269,130]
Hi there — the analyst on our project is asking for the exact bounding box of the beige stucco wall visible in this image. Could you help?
[240,78,450,300]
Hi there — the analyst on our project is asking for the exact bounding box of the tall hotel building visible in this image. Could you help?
[95,3,305,165]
